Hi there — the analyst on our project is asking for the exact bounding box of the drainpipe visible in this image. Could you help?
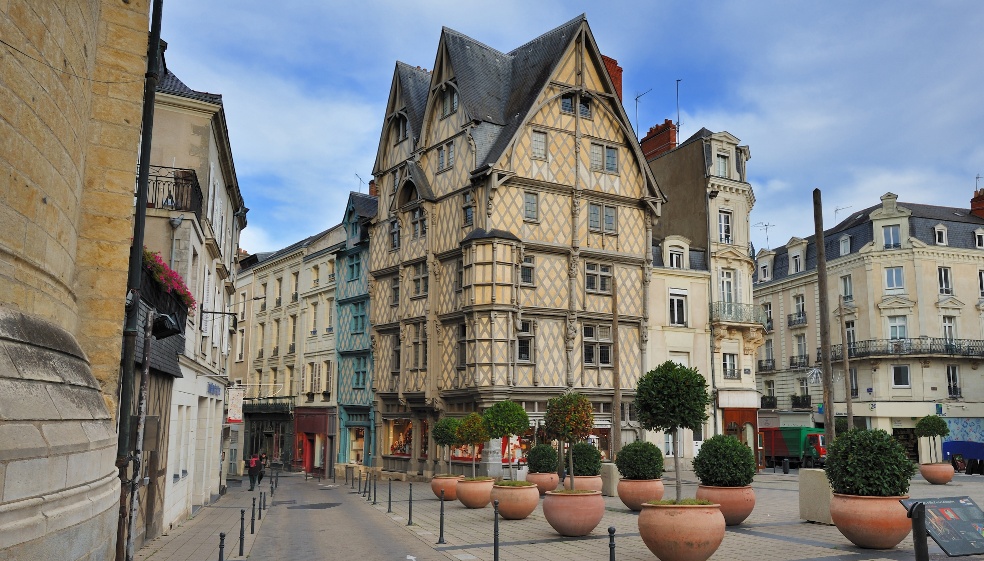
[169,214,184,268]
[704,140,719,437]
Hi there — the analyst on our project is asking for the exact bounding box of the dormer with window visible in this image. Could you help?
[661,235,691,269]
[934,223,948,246]
[392,112,409,144]
[839,235,851,257]
[441,84,458,118]
[976,228,984,249]
[785,238,807,276]
[869,192,911,251]
[755,249,775,283]
[715,151,730,178]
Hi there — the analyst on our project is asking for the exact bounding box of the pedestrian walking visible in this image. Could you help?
[247,453,261,491]
[258,451,268,483]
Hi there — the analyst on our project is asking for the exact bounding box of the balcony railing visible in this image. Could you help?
[709,302,769,327]
[243,396,293,415]
[764,319,774,333]
[327,273,336,283]
[271,346,279,357]
[758,359,775,372]
[145,166,203,222]
[291,292,298,303]
[817,338,984,362]
[275,296,282,308]
[722,368,740,380]
[787,312,808,327]
[850,388,859,398]
[789,355,810,368]
[949,385,962,398]
[761,395,778,409]
[884,242,902,250]
[791,395,812,409]
[325,326,333,334]
[288,342,295,354]
[259,302,267,312]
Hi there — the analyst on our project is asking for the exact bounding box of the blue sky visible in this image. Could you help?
[160,1,984,254]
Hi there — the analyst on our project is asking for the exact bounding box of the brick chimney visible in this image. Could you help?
[368,179,378,197]
[601,55,623,102]
[971,188,984,219]
[640,119,677,160]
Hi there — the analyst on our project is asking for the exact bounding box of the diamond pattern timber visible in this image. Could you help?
[518,253,568,310]
[337,354,372,407]
[616,265,644,318]
[535,318,567,387]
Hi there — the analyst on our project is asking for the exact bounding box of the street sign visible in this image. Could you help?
[901,496,984,556]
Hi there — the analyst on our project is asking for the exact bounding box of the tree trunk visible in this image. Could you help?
[673,429,682,502]
[568,446,575,490]
[471,445,476,478]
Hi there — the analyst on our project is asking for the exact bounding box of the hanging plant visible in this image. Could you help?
[143,248,197,311]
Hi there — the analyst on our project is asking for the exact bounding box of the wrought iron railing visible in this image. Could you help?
[288,343,295,354]
[764,319,774,332]
[761,395,777,409]
[145,165,203,221]
[758,359,775,372]
[275,296,282,308]
[272,346,279,357]
[709,302,769,326]
[791,395,811,409]
[722,368,740,380]
[949,385,962,398]
[884,242,901,250]
[817,338,984,362]
[787,312,808,327]
[327,273,336,283]
[789,355,810,368]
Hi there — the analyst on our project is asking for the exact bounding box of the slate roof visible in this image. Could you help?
[395,62,431,141]
[461,228,521,243]
[157,68,223,105]
[239,225,342,273]
[350,191,379,219]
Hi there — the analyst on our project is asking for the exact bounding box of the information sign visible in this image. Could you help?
[901,496,984,556]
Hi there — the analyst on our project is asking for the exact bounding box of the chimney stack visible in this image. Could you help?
[971,188,984,219]
[368,179,378,197]
[601,55,623,102]
[640,119,678,160]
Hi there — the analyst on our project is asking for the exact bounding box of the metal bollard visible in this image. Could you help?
[437,489,446,544]
[408,482,413,526]
[493,500,500,561]
[782,458,790,474]
[239,509,245,556]
[251,497,256,534]
[387,478,392,513]
[332,467,336,484]
[364,473,370,499]
[351,469,355,490]
[373,474,378,505]
[608,527,616,561]
[358,471,362,494]
[276,469,280,489]
[366,474,372,502]
[258,493,263,521]
[270,478,274,497]
[908,502,930,561]
[218,532,225,561]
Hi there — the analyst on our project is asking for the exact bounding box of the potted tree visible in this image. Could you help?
[482,400,529,481]
[693,434,757,525]
[915,415,953,485]
[635,361,723,561]
[614,440,664,511]
[430,416,463,500]
[525,443,560,495]
[541,392,604,537]
[490,480,539,520]
[455,412,493,508]
[563,442,603,491]
[825,429,917,549]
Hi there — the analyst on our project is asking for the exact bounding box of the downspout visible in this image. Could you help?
[704,140,719,437]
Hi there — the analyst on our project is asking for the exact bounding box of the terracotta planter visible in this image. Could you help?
[525,472,559,496]
[542,491,605,536]
[491,484,540,520]
[695,485,755,525]
[563,475,603,492]
[830,494,911,549]
[456,478,494,509]
[431,475,463,501]
[638,503,726,561]
[920,463,955,485]
[616,479,664,511]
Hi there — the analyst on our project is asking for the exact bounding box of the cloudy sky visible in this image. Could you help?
[160,1,984,254]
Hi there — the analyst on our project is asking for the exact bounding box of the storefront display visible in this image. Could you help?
[386,419,428,458]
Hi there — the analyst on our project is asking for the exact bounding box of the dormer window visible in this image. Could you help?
[441,87,458,117]
[839,235,851,256]
[883,224,901,249]
[792,254,802,273]
[760,263,770,281]
[668,247,684,268]
[934,224,948,246]
[716,153,729,178]
[718,211,732,243]
[976,229,984,249]
[394,114,408,142]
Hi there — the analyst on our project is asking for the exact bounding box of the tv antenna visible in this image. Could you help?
[675,79,683,135]
[977,174,982,191]
[355,173,366,193]
[754,222,776,249]
[634,88,652,138]
[834,205,852,223]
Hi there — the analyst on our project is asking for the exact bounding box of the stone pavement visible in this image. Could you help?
[135,468,984,561]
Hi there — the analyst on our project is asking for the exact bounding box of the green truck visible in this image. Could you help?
[760,427,826,468]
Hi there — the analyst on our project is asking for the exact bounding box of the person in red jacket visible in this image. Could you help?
[247,453,261,491]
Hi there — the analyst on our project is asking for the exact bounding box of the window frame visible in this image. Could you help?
[354,355,368,389]
[883,224,901,249]
[390,276,400,307]
[588,203,618,234]
[840,274,853,301]
[441,86,458,118]
[531,130,547,161]
[589,142,618,173]
[888,315,907,340]
[839,235,851,256]
[669,246,684,269]
[411,207,427,239]
[348,253,361,281]
[517,320,534,363]
[669,294,687,327]
[943,315,956,341]
[523,192,539,222]
[716,153,729,178]
[389,219,400,250]
[457,323,467,369]
[412,261,429,297]
[718,211,733,244]
[352,301,367,334]
[935,226,948,246]
[520,255,535,286]
[939,266,953,295]
[885,266,904,292]
[891,364,911,388]
[582,324,612,366]
[585,262,613,294]
[462,191,474,226]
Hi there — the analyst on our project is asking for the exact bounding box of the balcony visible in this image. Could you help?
[761,395,778,409]
[291,292,298,303]
[791,395,812,409]
[758,359,775,372]
[145,166,203,222]
[949,385,962,398]
[787,312,808,328]
[722,368,740,380]
[789,355,810,368]
[275,296,282,308]
[709,302,769,326]
[327,273,336,283]
[288,342,295,354]
[243,396,293,415]
[271,346,279,357]
[325,326,333,335]
[817,338,984,362]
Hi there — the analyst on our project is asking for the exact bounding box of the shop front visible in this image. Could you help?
[382,417,429,475]
[294,407,336,476]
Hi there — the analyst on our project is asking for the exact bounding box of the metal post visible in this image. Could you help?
[276,468,280,488]
[270,477,274,497]
[908,502,930,561]
[332,466,336,484]
[366,474,372,502]
[387,478,392,513]
[437,489,446,544]
[358,471,362,494]
[373,474,378,505]
[407,482,413,526]
[239,509,245,556]
[218,532,225,561]
[364,473,370,499]
[258,494,263,521]
[251,498,255,534]
[609,527,616,561]
[493,500,500,561]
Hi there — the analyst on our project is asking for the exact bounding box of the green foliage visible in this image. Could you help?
[527,443,559,474]
[914,415,950,438]
[692,435,756,487]
[495,480,536,487]
[615,440,664,480]
[570,442,602,476]
[834,417,848,434]
[635,361,710,433]
[483,400,530,439]
[432,417,462,447]
[647,498,714,506]
[550,489,597,495]
[461,476,493,481]
[825,429,916,496]
[544,393,594,442]
[457,413,489,447]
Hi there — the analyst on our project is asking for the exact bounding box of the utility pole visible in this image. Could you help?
[813,189,835,439]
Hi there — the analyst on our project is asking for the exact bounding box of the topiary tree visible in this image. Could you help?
[914,415,950,464]
[825,429,916,496]
[544,392,594,489]
[482,400,529,480]
[615,440,664,480]
[432,416,462,471]
[456,412,489,478]
[692,434,756,487]
[635,361,710,501]
[570,442,602,476]
[527,443,559,474]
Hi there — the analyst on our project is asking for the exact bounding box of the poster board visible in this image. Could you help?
[901,496,984,556]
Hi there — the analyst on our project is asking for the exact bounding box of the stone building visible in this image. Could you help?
[368,15,665,477]
[645,125,765,458]
[0,1,150,559]
[754,191,984,460]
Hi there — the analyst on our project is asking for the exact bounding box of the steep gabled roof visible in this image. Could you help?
[349,191,379,220]
[440,27,513,126]
[395,62,432,140]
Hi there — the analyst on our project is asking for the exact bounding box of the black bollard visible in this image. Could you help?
[387,478,392,513]
[908,502,930,561]
[276,468,280,489]
[270,477,274,497]
[218,532,225,561]
[493,499,500,561]
[358,471,363,494]
[364,473,370,499]
[782,458,790,474]
[251,497,256,534]
[332,466,336,484]
[258,493,263,521]
[366,474,372,502]
[351,469,355,490]
[373,474,378,505]
[608,527,616,561]
[408,482,413,526]
[437,489,446,544]
[239,509,245,556]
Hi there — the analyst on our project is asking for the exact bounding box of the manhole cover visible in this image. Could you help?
[287,502,341,510]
